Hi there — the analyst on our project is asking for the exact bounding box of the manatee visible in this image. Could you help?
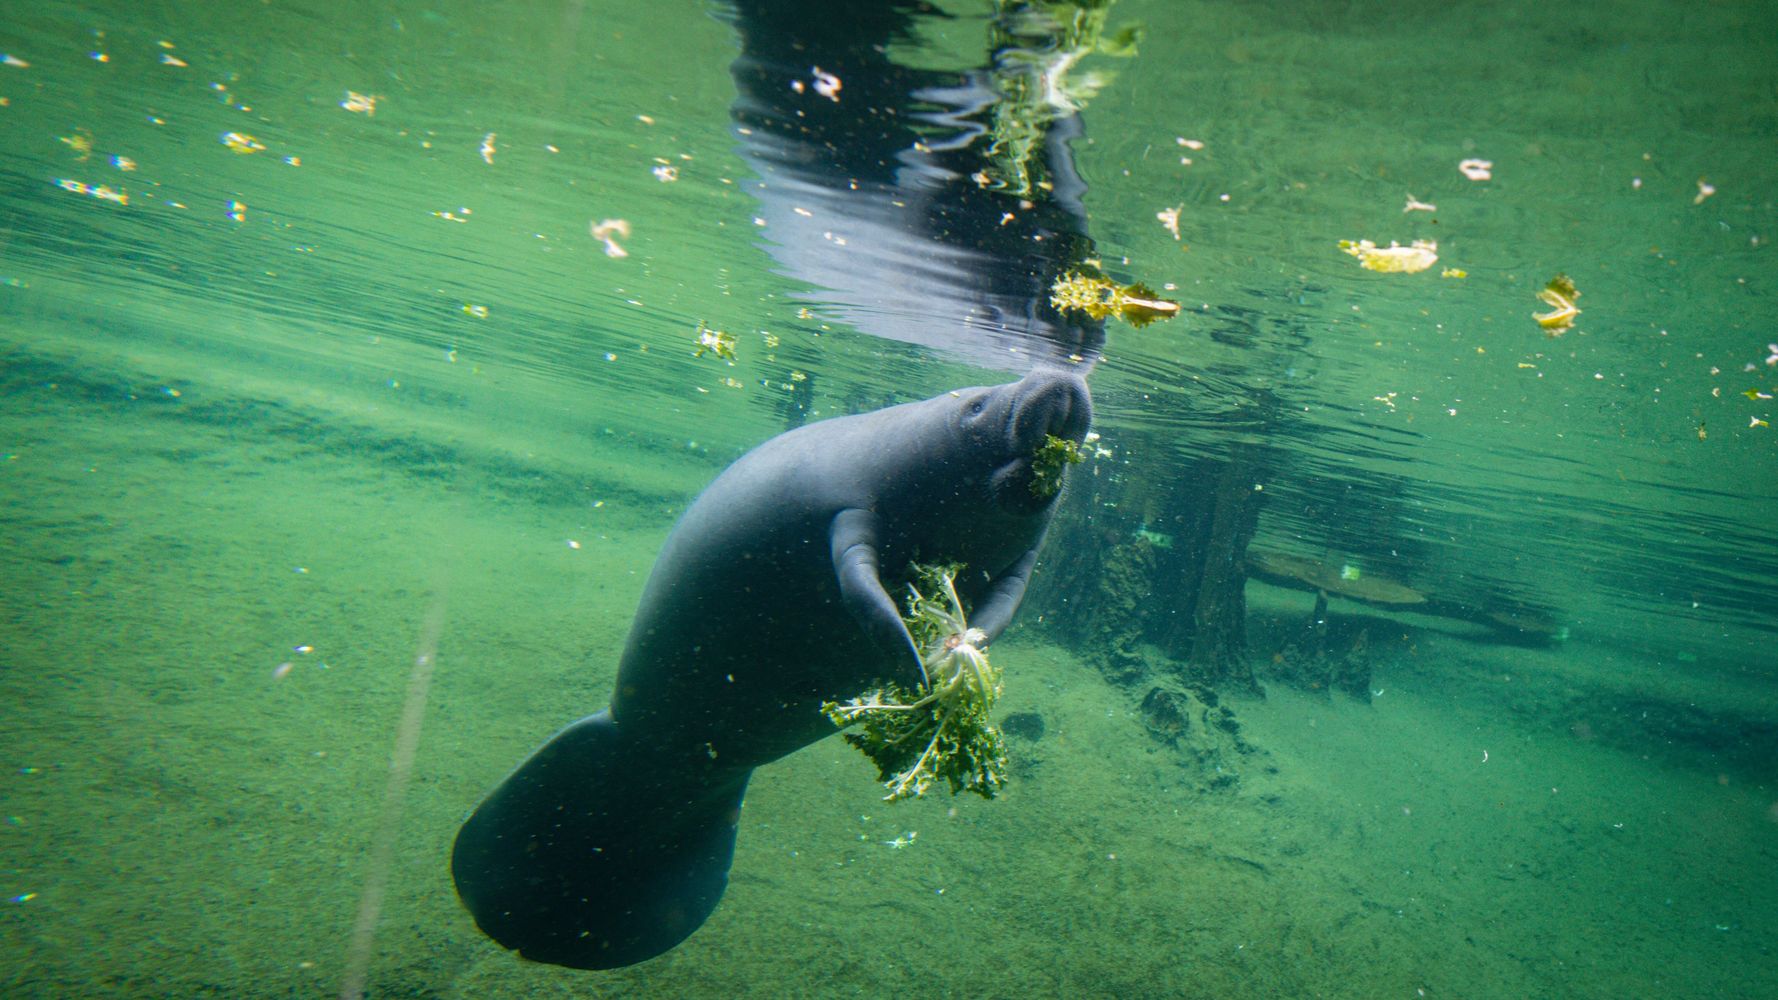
[451,367,1092,969]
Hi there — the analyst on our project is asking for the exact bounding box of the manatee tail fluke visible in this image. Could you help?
[451,711,750,970]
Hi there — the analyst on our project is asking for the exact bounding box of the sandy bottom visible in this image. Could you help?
[2,348,1774,999]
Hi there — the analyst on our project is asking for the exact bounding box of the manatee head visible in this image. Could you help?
[952,367,1092,514]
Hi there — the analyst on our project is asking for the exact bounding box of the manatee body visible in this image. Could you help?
[451,368,1092,970]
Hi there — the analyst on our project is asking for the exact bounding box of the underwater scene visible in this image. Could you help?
[2,0,1775,996]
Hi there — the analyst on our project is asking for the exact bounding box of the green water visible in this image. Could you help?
[2,0,1774,997]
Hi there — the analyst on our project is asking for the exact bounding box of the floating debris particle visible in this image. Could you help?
[1533,274,1581,335]
[1157,204,1183,240]
[1339,239,1438,274]
[161,53,187,68]
[2,54,29,69]
[54,178,128,205]
[463,303,489,319]
[1694,178,1716,205]
[694,321,737,361]
[479,132,496,164]
[221,131,265,154]
[652,164,678,182]
[340,91,379,115]
[1441,268,1467,279]
[111,155,135,171]
[812,66,841,101]
[1459,158,1492,181]
[227,199,246,221]
[1050,270,1181,327]
[60,129,94,160]
[1404,194,1436,213]
[591,218,630,258]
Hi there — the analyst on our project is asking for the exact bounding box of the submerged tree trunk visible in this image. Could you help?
[1180,446,1265,694]
[1137,443,1265,693]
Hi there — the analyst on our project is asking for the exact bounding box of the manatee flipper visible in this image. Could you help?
[451,711,750,970]
[968,545,1041,641]
[831,507,921,674]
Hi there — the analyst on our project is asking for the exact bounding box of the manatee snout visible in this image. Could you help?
[985,368,1093,510]
[1010,368,1093,453]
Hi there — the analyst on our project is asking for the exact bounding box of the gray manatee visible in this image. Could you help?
[451,367,1092,969]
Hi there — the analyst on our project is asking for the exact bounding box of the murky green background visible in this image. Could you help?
[2,0,1774,996]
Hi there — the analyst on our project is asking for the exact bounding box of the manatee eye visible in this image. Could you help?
[968,399,985,415]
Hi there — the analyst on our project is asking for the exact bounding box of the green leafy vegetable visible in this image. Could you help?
[1049,269,1181,327]
[1030,433,1084,499]
[821,564,1009,802]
